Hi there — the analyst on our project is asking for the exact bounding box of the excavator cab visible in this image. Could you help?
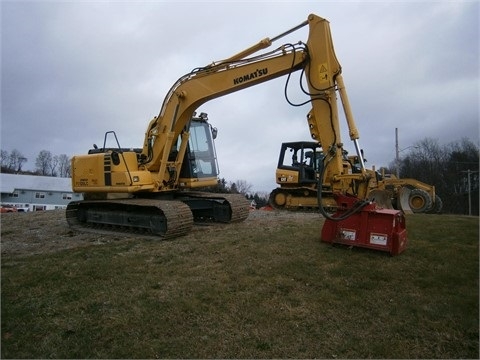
[178,114,219,185]
[275,141,323,185]
[269,141,336,211]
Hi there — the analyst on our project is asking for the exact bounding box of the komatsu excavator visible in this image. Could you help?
[67,14,406,249]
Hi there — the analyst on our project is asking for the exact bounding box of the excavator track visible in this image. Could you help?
[269,187,337,213]
[66,198,194,239]
[178,192,250,223]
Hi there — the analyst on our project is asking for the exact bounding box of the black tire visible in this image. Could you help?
[427,195,443,214]
[409,189,433,213]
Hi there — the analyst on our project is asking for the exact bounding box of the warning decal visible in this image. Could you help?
[318,63,329,83]
[370,233,388,246]
[340,229,356,241]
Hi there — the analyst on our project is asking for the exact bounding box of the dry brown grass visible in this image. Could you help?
[1,210,478,358]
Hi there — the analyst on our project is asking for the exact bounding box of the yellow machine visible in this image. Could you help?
[269,139,442,213]
[67,13,390,238]
[377,174,442,213]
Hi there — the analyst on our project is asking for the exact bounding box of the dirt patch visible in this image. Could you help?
[1,209,322,257]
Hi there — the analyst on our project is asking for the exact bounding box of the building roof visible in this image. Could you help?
[0,173,73,193]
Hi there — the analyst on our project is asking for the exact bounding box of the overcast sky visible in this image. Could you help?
[1,0,478,193]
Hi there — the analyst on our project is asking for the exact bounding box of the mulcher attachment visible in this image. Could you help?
[321,194,408,256]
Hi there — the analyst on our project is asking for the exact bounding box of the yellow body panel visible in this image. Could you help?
[71,151,154,192]
[177,177,218,189]
[275,169,300,185]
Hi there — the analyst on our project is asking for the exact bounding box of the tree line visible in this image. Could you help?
[2,137,478,214]
[198,177,270,208]
[390,137,479,215]
[0,149,71,177]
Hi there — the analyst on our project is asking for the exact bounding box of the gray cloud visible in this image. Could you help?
[1,1,478,192]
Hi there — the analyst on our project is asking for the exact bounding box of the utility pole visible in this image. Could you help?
[467,170,471,216]
[461,170,479,216]
[395,127,399,177]
[395,128,418,178]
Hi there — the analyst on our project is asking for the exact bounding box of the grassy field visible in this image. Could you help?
[1,211,478,358]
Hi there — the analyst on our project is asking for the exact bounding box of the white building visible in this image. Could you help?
[0,173,82,211]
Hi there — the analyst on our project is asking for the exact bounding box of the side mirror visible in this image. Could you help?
[211,127,218,140]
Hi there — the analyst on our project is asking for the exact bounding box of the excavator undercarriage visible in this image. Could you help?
[66,192,249,239]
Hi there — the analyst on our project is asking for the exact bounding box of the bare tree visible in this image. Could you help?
[399,137,479,214]
[57,154,71,177]
[50,155,59,176]
[229,179,253,196]
[35,150,52,176]
[1,150,10,169]
[8,149,27,173]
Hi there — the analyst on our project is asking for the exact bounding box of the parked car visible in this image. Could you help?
[0,206,18,213]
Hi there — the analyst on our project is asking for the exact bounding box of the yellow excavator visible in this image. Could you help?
[269,138,442,213]
[67,14,401,240]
